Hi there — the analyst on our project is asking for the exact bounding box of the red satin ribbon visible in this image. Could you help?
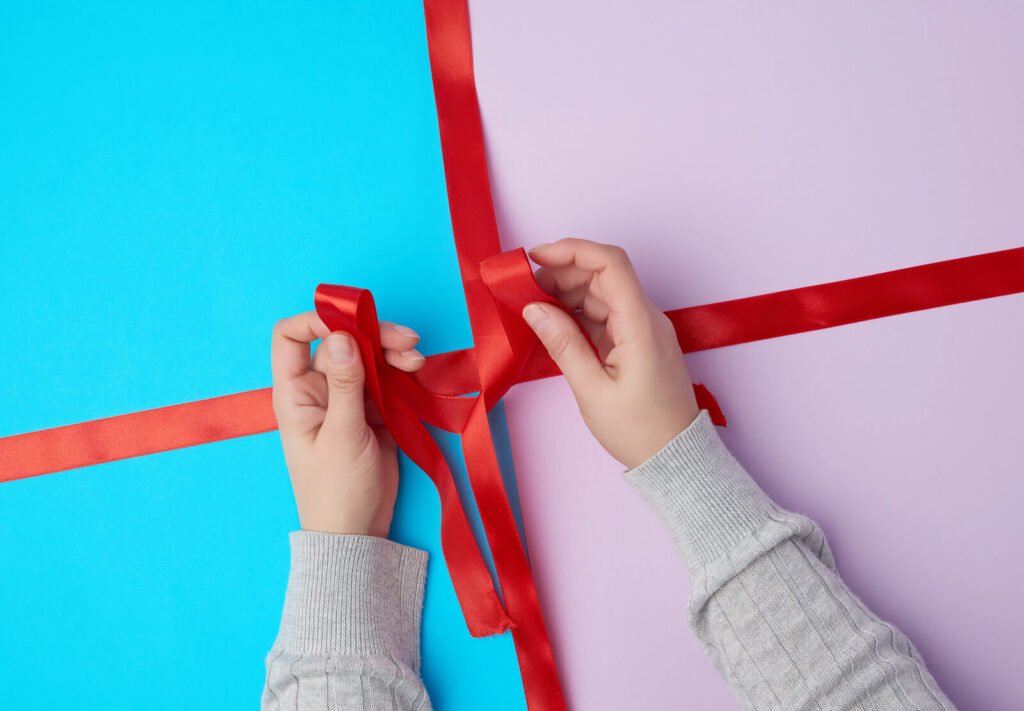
[2,0,1024,706]
[415,0,570,694]
[314,250,570,707]
[7,244,1021,485]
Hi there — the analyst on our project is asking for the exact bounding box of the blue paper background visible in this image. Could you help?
[0,1,526,708]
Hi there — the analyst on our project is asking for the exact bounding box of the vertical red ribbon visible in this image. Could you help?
[313,257,573,709]
[1,2,1022,706]
[421,0,567,705]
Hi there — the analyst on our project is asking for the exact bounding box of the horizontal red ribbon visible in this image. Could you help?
[3,245,1023,484]
[2,0,1024,703]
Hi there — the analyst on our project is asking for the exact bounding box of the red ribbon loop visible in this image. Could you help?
[10,0,1018,705]
[480,248,577,382]
[317,249,575,709]
[314,283,510,637]
[317,249,722,710]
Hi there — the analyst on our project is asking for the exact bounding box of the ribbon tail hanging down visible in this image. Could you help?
[315,271,568,708]
[314,284,510,638]
[422,0,568,706]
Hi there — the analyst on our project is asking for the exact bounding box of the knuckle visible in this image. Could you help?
[271,319,287,340]
[654,311,675,337]
[608,244,628,261]
[546,330,574,358]
[603,244,629,265]
[329,368,363,392]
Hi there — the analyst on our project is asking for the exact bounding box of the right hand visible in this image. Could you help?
[521,239,700,469]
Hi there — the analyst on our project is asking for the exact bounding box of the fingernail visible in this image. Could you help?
[327,333,354,365]
[392,323,419,339]
[522,302,550,331]
[528,243,553,253]
[400,348,425,362]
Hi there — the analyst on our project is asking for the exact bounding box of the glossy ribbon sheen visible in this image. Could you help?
[6,243,1021,485]
[2,0,1024,706]
[315,249,569,708]
[419,0,568,694]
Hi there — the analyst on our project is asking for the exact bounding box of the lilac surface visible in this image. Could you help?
[468,2,1024,709]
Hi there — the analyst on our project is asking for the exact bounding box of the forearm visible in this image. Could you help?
[627,411,954,710]
[262,532,432,710]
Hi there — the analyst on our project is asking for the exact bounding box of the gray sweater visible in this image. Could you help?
[262,411,954,710]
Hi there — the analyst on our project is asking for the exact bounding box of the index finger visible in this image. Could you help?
[529,239,652,334]
[271,311,331,384]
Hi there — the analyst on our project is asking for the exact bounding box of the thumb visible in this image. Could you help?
[522,302,605,395]
[319,332,368,444]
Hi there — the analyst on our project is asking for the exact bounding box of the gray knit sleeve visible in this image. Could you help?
[262,531,432,710]
[626,410,955,710]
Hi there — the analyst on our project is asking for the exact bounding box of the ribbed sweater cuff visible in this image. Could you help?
[275,531,428,668]
[625,410,779,574]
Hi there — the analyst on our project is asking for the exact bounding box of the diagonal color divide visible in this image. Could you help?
[2,0,1024,707]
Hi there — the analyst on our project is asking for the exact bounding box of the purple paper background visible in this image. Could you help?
[469,1,1024,709]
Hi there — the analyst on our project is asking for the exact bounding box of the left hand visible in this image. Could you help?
[270,312,425,536]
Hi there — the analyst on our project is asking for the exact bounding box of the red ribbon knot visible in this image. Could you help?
[315,247,725,710]
[315,247,569,707]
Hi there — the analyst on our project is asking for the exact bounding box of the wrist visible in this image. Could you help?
[297,497,389,537]
[617,404,700,469]
[298,516,378,537]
